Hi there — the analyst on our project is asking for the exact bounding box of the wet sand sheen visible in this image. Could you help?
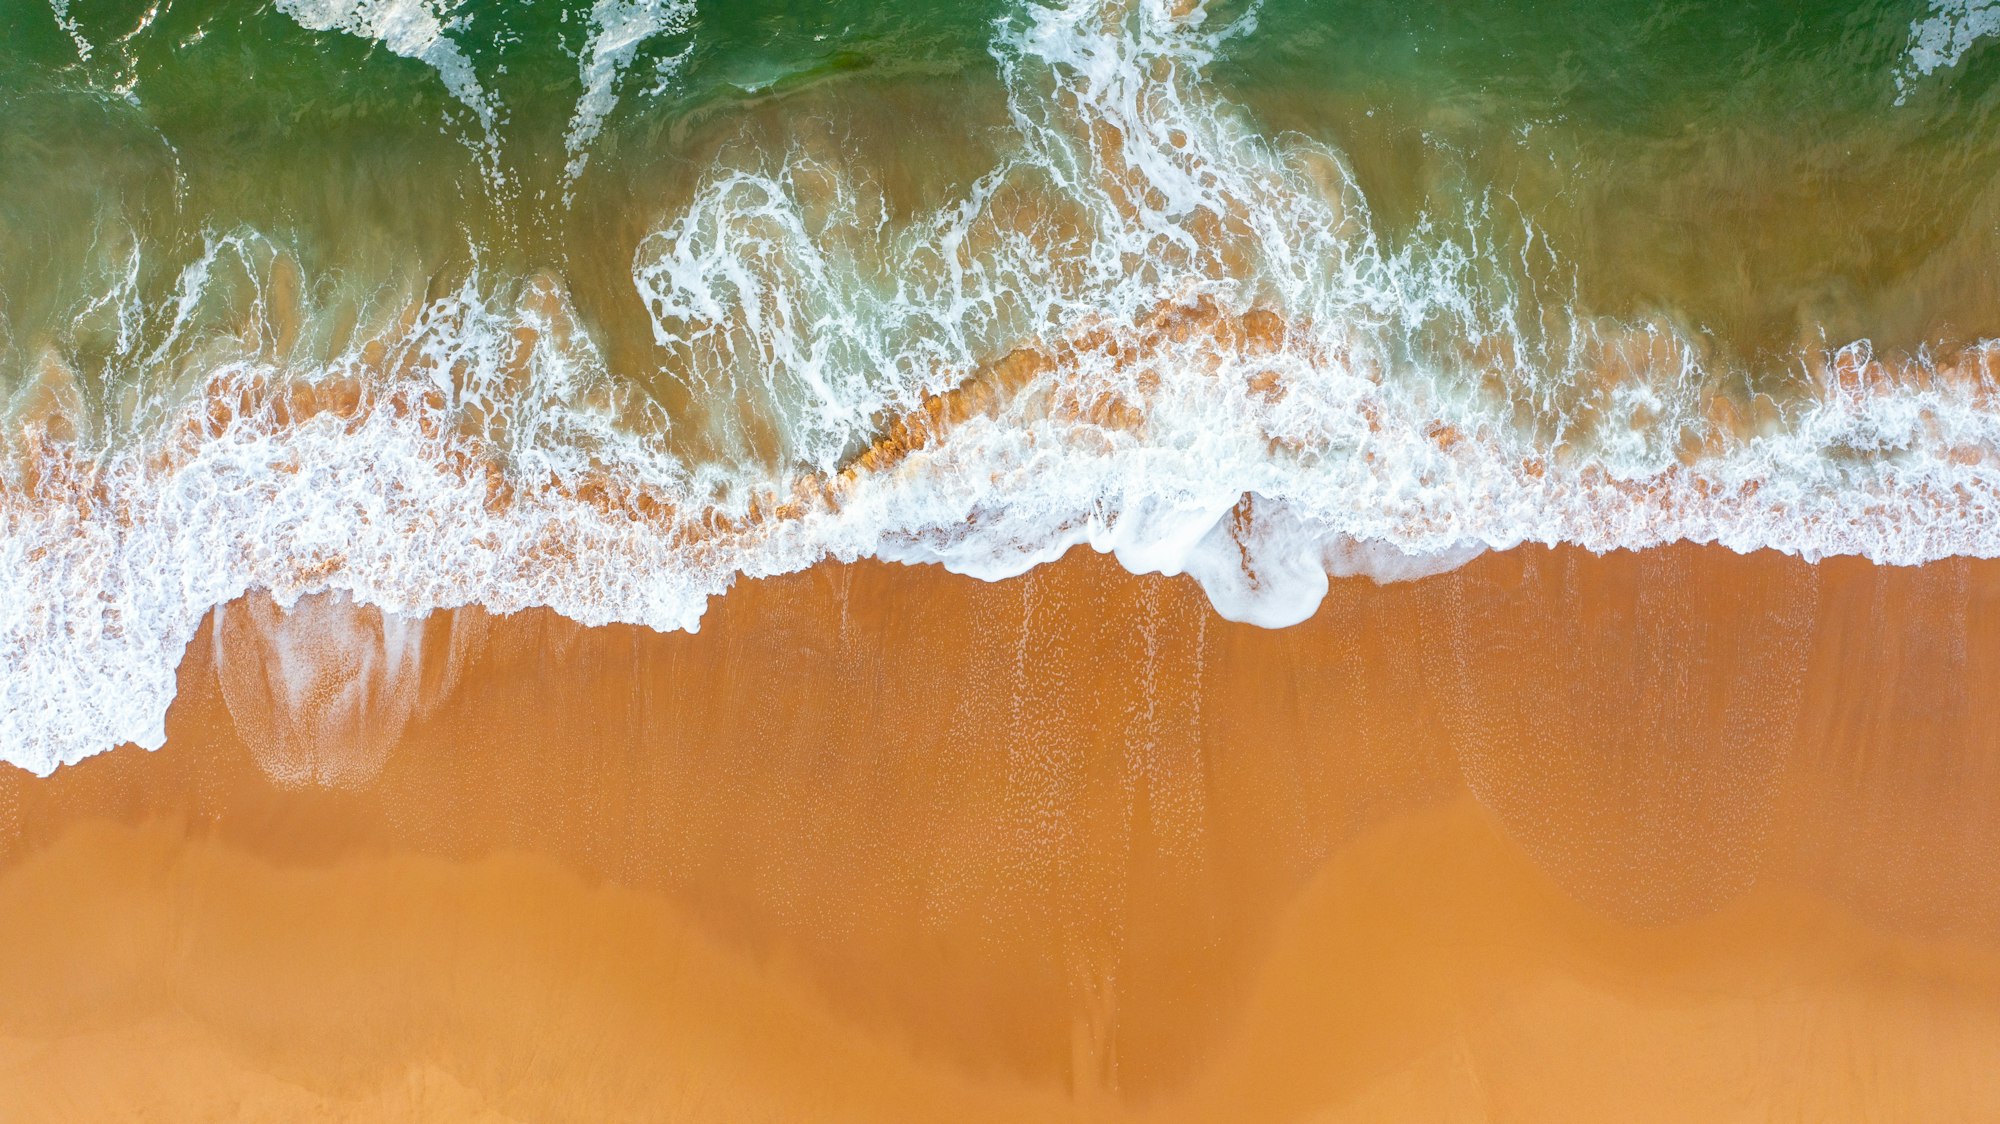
[4,544,2000,1120]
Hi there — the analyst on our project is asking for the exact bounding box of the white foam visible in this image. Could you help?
[562,0,695,200]
[273,0,505,186]
[212,591,425,788]
[271,0,696,200]
[46,0,93,61]
[1896,0,2000,103]
[9,0,2000,775]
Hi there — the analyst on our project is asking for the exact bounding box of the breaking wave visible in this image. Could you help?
[8,0,2000,773]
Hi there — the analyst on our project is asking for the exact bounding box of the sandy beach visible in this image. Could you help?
[4,543,1999,1120]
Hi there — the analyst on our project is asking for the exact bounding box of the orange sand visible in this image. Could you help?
[4,544,2000,1120]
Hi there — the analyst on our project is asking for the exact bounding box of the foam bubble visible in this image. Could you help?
[46,0,93,61]
[212,591,425,788]
[563,0,695,201]
[269,0,694,200]
[272,0,505,186]
[1897,0,2000,103]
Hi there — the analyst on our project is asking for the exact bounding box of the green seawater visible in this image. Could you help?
[4,0,1999,444]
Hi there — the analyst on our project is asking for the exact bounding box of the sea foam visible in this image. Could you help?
[563,0,697,199]
[1898,0,2000,103]
[7,0,2000,774]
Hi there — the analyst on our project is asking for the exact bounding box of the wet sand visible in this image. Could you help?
[4,543,2000,1120]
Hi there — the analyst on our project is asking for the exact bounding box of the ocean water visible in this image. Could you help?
[5,0,2000,772]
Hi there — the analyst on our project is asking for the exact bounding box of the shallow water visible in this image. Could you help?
[8,0,2000,770]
